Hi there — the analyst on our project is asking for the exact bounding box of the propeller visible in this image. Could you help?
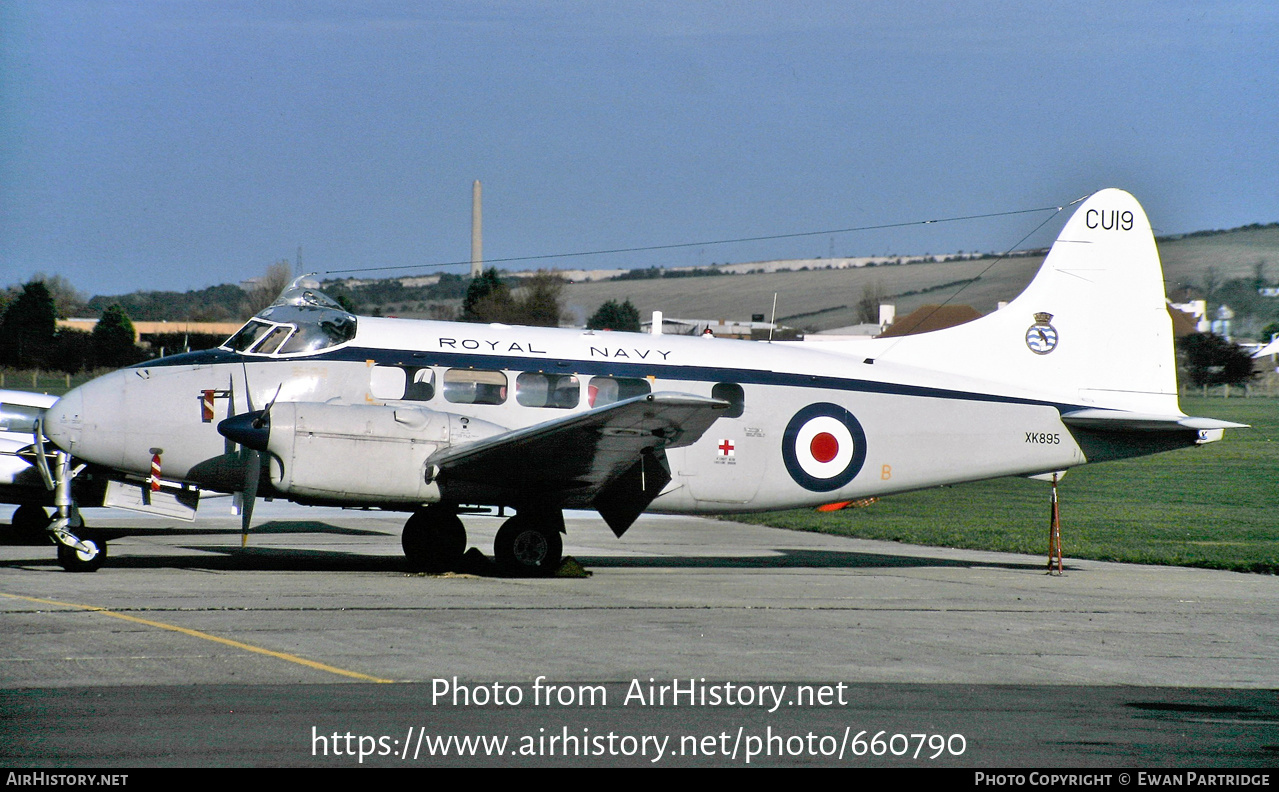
[216,368,281,547]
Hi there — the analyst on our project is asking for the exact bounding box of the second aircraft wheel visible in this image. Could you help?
[11,504,51,540]
[494,513,563,577]
[401,507,467,573]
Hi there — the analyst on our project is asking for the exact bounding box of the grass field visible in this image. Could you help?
[0,370,99,396]
[729,397,1279,574]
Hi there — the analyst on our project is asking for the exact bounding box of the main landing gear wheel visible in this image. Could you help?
[11,505,51,539]
[494,511,564,577]
[401,506,466,573]
[56,531,107,573]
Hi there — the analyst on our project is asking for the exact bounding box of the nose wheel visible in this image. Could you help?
[56,530,107,573]
[401,505,467,573]
[494,510,564,576]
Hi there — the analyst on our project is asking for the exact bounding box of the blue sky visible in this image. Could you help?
[2,1,1276,297]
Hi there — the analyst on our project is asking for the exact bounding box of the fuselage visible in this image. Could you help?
[43,313,1095,514]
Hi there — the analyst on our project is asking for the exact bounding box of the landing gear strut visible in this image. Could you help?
[494,509,564,577]
[401,505,467,573]
[39,448,107,572]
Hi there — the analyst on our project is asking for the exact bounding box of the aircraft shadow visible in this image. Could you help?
[0,520,386,546]
[575,548,1048,572]
[0,546,406,573]
[0,544,1051,574]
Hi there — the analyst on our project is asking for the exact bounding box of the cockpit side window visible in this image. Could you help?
[253,325,294,355]
[225,320,274,352]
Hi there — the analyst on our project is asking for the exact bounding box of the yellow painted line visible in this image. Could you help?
[1,591,396,683]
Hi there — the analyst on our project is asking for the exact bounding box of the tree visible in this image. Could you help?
[333,293,358,315]
[1200,266,1221,303]
[511,271,567,327]
[91,304,141,369]
[244,260,295,316]
[29,272,85,318]
[461,268,514,323]
[856,281,889,324]
[49,328,92,373]
[461,269,568,327]
[0,280,58,368]
[587,299,641,332]
[1177,332,1255,388]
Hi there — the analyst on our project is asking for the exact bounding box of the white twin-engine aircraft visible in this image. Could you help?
[33,189,1241,573]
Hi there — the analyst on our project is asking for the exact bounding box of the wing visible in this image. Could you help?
[427,392,727,535]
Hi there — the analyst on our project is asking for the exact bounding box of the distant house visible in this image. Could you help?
[1166,304,1200,337]
[809,304,897,342]
[639,316,801,340]
[876,304,983,338]
[1168,299,1211,333]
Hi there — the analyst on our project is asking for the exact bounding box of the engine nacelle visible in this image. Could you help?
[263,402,506,504]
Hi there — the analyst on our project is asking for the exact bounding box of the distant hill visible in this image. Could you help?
[75,222,1279,339]
[557,224,1279,335]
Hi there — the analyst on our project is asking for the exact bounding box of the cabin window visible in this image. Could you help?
[443,369,507,405]
[712,382,745,418]
[370,366,406,400]
[516,372,580,409]
[404,367,435,401]
[587,376,651,407]
[370,366,435,401]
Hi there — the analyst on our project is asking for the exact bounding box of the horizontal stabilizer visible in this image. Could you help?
[1061,409,1248,432]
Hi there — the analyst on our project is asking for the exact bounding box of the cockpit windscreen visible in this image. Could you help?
[220,276,357,357]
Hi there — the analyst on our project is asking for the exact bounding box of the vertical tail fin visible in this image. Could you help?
[874,188,1179,414]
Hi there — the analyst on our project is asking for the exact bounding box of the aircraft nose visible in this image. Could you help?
[43,387,83,453]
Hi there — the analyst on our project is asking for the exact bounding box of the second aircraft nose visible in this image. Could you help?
[42,387,83,454]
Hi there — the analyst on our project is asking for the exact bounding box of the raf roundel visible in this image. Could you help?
[781,403,868,492]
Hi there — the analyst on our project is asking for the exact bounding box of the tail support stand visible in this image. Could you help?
[1047,472,1063,576]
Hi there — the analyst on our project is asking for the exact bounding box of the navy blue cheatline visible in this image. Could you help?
[781,403,868,492]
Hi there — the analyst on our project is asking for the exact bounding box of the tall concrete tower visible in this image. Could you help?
[470,180,483,279]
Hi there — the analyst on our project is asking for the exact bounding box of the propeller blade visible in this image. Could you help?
[263,384,282,416]
[224,374,237,455]
[242,363,256,412]
[223,367,274,547]
[241,448,260,547]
